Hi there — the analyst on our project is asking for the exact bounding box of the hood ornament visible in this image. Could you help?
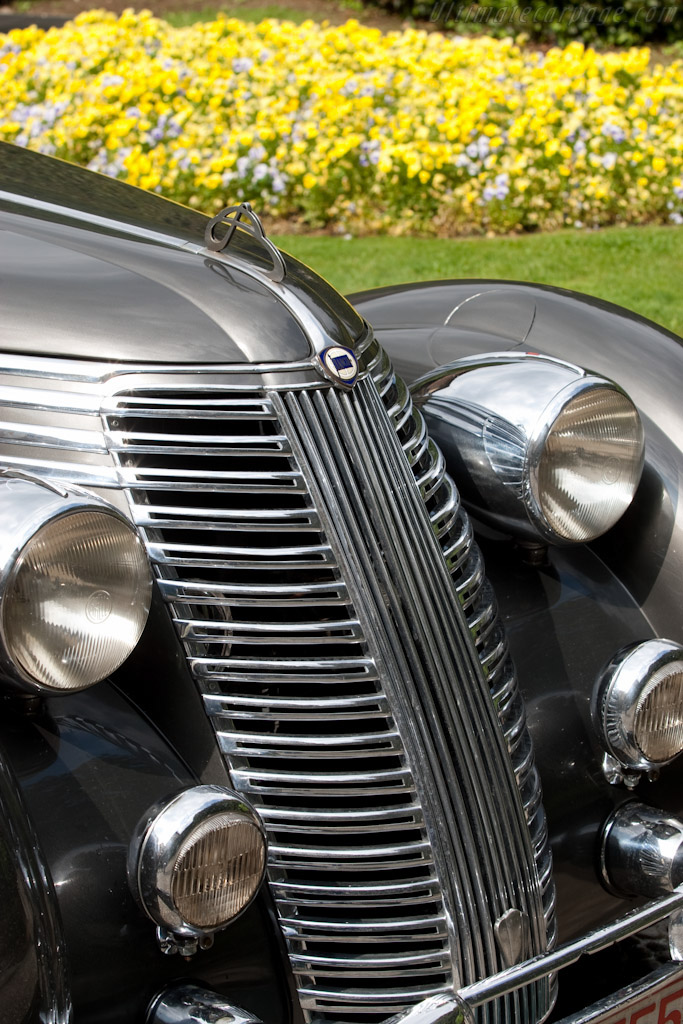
[316,345,359,390]
[204,202,286,283]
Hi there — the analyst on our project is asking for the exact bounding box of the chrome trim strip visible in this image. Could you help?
[459,888,683,1009]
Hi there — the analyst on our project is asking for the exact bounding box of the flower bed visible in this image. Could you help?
[1,10,682,233]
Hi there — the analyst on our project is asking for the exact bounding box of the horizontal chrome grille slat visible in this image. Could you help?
[290,952,450,975]
[219,737,402,759]
[190,656,376,674]
[158,578,348,606]
[270,878,439,901]
[109,443,289,456]
[281,914,447,933]
[176,618,363,644]
[269,853,434,871]
[230,769,415,796]
[102,396,277,415]
[264,820,423,835]
[151,554,333,570]
[139,516,318,532]
[285,929,448,944]
[298,986,444,1007]
[204,692,388,715]
[137,504,316,524]
[108,429,289,444]
[153,541,331,558]
[219,728,400,749]
[123,481,306,494]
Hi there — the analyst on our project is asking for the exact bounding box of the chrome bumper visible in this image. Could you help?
[148,889,683,1024]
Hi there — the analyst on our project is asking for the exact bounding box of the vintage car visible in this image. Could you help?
[2,137,683,1024]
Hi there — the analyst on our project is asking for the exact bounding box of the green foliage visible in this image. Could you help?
[368,0,683,46]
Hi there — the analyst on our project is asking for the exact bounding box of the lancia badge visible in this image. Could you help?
[317,346,359,389]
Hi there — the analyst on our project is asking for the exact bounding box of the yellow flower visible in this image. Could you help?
[2,9,680,235]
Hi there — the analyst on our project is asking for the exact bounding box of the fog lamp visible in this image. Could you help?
[412,353,644,546]
[594,639,683,770]
[0,477,152,693]
[131,786,267,937]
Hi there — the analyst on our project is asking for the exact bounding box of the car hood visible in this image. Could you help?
[0,142,365,364]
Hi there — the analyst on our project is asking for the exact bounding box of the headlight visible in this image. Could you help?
[412,353,644,546]
[0,477,152,693]
[530,381,644,543]
[594,639,683,771]
[130,786,267,937]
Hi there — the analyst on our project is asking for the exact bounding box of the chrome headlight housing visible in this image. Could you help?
[0,476,152,693]
[413,353,644,545]
[129,786,267,938]
[594,640,683,771]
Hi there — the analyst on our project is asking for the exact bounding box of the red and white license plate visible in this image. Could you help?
[587,971,683,1024]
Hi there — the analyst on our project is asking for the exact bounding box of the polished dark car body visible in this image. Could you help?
[2,139,683,1024]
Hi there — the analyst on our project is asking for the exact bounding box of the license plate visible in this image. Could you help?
[587,971,683,1024]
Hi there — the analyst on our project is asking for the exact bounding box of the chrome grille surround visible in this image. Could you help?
[0,346,556,1024]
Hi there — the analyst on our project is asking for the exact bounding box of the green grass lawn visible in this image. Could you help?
[273,224,683,337]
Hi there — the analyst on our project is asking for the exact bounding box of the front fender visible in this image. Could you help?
[350,280,683,645]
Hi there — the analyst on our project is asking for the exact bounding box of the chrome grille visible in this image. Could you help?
[99,348,556,1023]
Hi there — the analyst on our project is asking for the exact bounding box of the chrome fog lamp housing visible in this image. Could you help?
[594,639,683,771]
[130,786,267,937]
[412,353,644,545]
[0,476,152,693]
[601,802,683,897]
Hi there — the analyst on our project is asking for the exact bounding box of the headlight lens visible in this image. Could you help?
[3,509,152,691]
[172,812,266,929]
[132,786,267,936]
[595,640,683,770]
[532,384,645,543]
[634,665,683,763]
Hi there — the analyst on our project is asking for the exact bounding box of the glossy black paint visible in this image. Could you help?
[0,142,364,363]
[2,683,294,1024]
[0,730,70,1024]
[478,535,665,939]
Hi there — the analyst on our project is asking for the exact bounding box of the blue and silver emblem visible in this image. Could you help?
[317,345,359,389]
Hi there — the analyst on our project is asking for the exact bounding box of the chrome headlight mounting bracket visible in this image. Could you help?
[411,352,644,546]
